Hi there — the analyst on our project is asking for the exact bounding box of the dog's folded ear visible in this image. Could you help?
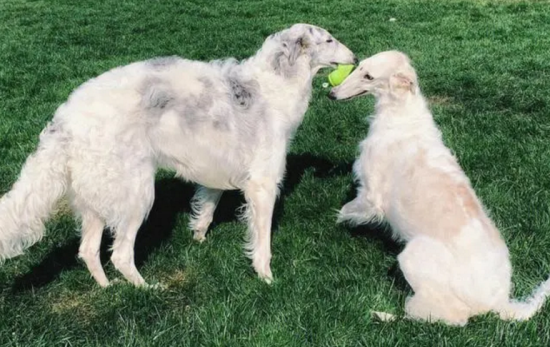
[390,68,417,95]
[282,36,307,66]
[273,35,308,76]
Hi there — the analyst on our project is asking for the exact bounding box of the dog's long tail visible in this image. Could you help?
[0,120,69,260]
[499,276,550,321]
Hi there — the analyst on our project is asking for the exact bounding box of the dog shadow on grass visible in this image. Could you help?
[347,223,410,293]
[11,153,352,292]
[339,182,410,293]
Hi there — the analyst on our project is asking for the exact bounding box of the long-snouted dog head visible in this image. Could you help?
[329,51,419,101]
[264,23,356,76]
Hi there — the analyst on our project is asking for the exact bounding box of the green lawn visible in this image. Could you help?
[1,0,550,345]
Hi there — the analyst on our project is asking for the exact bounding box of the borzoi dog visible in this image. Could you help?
[0,24,355,287]
[330,51,550,325]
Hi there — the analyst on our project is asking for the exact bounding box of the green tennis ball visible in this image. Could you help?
[328,64,355,87]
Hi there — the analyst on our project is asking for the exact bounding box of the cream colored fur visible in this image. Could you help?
[332,51,550,326]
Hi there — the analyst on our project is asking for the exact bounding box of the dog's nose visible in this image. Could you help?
[328,91,337,100]
[353,56,358,64]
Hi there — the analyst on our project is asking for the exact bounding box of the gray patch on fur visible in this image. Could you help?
[39,120,68,144]
[44,122,59,134]
[194,78,215,110]
[149,89,173,109]
[146,56,180,69]
[271,51,297,78]
[271,52,285,73]
[175,78,216,129]
[141,78,175,114]
[229,78,255,109]
[141,77,216,126]
[270,32,305,77]
[198,77,214,91]
[213,119,230,131]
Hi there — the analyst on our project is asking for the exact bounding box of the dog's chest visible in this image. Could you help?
[360,129,403,170]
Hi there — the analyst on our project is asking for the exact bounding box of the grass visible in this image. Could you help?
[1,0,550,345]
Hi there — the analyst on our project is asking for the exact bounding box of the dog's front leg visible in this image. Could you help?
[189,186,224,242]
[243,178,278,283]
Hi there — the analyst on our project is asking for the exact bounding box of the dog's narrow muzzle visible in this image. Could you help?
[328,91,337,100]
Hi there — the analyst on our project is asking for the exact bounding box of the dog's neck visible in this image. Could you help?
[367,91,442,139]
[374,92,432,123]
[244,48,316,136]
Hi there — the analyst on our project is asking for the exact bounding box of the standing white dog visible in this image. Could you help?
[330,51,550,325]
[0,24,355,287]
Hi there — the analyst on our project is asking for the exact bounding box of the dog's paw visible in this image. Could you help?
[109,278,124,286]
[253,261,273,284]
[96,278,110,288]
[336,211,351,224]
[193,230,207,243]
[258,271,274,285]
[335,208,347,224]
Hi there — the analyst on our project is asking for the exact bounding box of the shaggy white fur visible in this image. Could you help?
[0,24,355,287]
[331,51,550,326]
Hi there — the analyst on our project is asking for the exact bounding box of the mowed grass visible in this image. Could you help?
[1,0,550,345]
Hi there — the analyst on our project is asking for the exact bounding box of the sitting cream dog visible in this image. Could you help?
[331,51,550,326]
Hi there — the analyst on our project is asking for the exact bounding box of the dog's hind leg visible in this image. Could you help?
[110,214,148,286]
[109,173,155,287]
[78,210,109,287]
[243,178,278,283]
[189,186,223,242]
[398,236,470,326]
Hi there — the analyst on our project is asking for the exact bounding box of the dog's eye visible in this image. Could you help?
[326,39,333,43]
[364,73,374,80]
